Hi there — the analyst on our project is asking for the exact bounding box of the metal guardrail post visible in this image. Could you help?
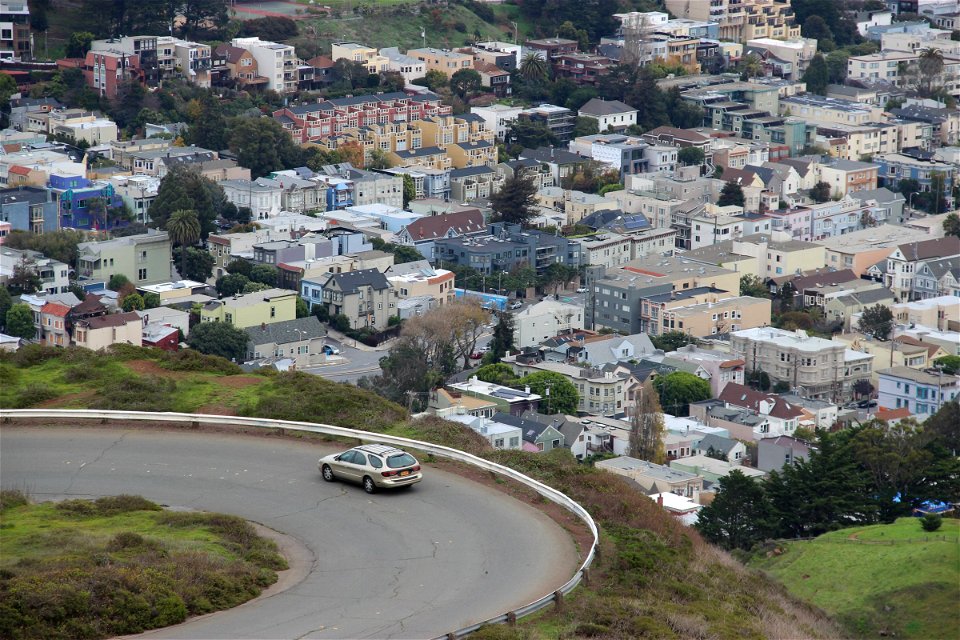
[1,409,599,639]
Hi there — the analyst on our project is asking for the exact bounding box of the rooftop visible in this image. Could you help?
[596,456,702,483]
[878,366,959,386]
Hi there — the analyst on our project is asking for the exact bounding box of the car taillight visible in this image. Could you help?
[381,470,398,477]
[412,465,421,472]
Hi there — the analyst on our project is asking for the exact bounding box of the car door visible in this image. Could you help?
[332,450,358,480]
[342,451,367,482]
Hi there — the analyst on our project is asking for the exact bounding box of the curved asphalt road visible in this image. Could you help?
[0,426,578,640]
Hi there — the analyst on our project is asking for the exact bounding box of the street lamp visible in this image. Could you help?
[907,191,921,218]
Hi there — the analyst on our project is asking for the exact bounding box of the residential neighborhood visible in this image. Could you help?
[1,0,958,637]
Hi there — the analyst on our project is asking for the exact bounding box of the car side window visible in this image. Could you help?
[368,455,383,469]
[339,451,356,464]
[353,452,367,466]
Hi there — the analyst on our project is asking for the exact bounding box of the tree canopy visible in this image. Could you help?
[521,371,579,415]
[718,181,746,208]
[857,303,894,341]
[491,175,538,224]
[187,320,249,363]
[653,371,711,417]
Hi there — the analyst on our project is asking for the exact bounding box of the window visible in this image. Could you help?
[494,438,504,448]
[509,436,519,447]
[138,268,147,280]
[270,306,276,318]
[552,439,560,448]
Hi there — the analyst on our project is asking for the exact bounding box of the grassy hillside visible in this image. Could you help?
[3,344,842,639]
[749,518,960,639]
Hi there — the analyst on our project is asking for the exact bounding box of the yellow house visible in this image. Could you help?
[73,312,143,351]
[408,47,474,78]
[200,288,298,328]
[330,42,390,74]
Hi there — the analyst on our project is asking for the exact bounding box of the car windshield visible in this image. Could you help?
[386,453,416,469]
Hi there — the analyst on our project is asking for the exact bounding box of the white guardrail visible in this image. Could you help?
[1,409,598,640]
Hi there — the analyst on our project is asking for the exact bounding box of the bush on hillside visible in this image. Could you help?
[920,513,943,532]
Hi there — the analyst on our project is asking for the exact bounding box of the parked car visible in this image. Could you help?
[857,399,878,408]
[576,287,588,293]
[319,444,422,493]
[509,301,523,310]
[322,344,340,355]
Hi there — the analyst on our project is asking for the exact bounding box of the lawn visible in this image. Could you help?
[749,517,960,639]
[0,492,286,640]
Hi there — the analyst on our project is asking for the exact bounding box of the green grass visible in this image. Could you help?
[749,518,960,639]
[0,492,286,640]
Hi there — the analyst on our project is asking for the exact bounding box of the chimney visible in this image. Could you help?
[657,495,664,507]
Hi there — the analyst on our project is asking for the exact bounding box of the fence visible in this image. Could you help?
[1,408,598,640]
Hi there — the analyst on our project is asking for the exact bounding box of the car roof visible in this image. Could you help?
[355,443,408,457]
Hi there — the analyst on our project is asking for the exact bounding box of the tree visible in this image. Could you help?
[5,303,35,339]
[187,93,227,152]
[149,165,223,237]
[943,213,960,238]
[740,274,770,298]
[934,355,960,376]
[366,148,392,171]
[296,296,309,319]
[695,471,771,551]
[653,371,711,417]
[918,48,944,96]
[718,181,746,208]
[143,292,161,309]
[665,86,705,129]
[172,247,215,282]
[491,175,538,224]
[487,312,516,362]
[475,363,519,387]
[121,293,145,312]
[442,300,489,370]
[518,53,549,83]
[630,381,665,463]
[626,68,669,131]
[572,116,599,138]
[225,258,253,278]
[677,147,705,166]
[216,273,250,297]
[920,513,943,532]
[7,258,43,295]
[187,321,249,363]
[521,371,579,415]
[226,116,304,179]
[166,209,202,279]
[802,54,829,95]
[108,274,130,292]
[0,287,11,330]
[507,117,558,149]
[801,15,834,46]
[450,69,482,99]
[65,31,95,58]
[853,379,875,400]
[650,331,697,352]
[249,264,278,286]
[179,0,228,38]
[359,335,448,410]
[746,369,771,392]
[402,174,416,209]
[810,181,832,203]
[857,303,893,341]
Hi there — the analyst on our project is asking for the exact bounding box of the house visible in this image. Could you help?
[492,412,565,452]
[449,166,499,203]
[314,268,397,330]
[777,394,839,429]
[0,247,70,295]
[386,261,456,306]
[141,322,180,351]
[824,287,896,330]
[513,299,584,349]
[877,365,960,422]
[443,413,523,450]
[757,435,812,472]
[717,382,805,436]
[473,61,511,98]
[39,301,71,347]
[230,37,299,94]
[914,256,960,300]
[649,492,703,525]
[884,237,960,301]
[666,345,746,396]
[446,376,541,416]
[73,311,143,351]
[0,186,59,233]
[220,178,283,220]
[77,230,172,286]
[819,159,879,197]
[213,44,268,89]
[200,288,298,329]
[595,456,704,498]
[518,147,592,186]
[578,98,638,132]
[694,434,746,465]
[563,332,656,367]
[378,47,425,84]
[428,387,499,419]
[244,317,328,368]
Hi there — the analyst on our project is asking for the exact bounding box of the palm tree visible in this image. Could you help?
[918,48,944,96]
[166,209,201,280]
[518,52,549,83]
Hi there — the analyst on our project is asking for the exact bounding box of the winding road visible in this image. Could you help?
[0,426,578,640]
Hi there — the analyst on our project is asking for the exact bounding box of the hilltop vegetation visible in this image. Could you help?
[4,344,842,639]
[749,518,959,639]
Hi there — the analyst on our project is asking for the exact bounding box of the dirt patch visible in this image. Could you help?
[196,404,239,416]
[214,376,261,389]
[124,360,179,377]
[34,390,97,408]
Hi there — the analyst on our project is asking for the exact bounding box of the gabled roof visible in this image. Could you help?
[327,268,391,293]
[68,295,107,316]
[493,412,561,443]
[896,236,960,262]
[401,209,485,242]
[579,98,636,117]
[643,125,711,144]
[519,148,587,165]
[918,256,960,280]
[718,167,760,186]
[790,268,858,291]
[449,165,494,179]
[40,301,71,317]
[83,311,142,330]
[214,44,250,63]
[718,383,805,420]
[697,434,740,455]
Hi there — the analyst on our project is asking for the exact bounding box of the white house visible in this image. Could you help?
[220,178,283,220]
[578,98,638,132]
[513,298,584,349]
[444,413,523,450]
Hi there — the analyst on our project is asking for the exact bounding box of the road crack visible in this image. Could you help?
[63,432,128,494]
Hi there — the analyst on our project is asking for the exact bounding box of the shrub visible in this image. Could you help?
[14,383,58,408]
[158,349,241,375]
[920,513,943,532]
[94,495,161,515]
[91,376,178,411]
[0,489,28,510]
[107,532,147,551]
[10,343,62,367]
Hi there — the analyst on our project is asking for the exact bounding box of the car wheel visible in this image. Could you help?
[362,476,376,494]
[321,465,335,482]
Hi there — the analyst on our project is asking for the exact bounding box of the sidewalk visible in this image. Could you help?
[324,327,388,353]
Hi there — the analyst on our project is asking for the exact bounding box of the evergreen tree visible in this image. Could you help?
[857,303,894,340]
[802,54,830,95]
[491,175,538,224]
[718,181,746,207]
[626,68,669,131]
[187,320,249,363]
[695,470,772,550]
[5,303,35,339]
[487,312,516,362]
[811,181,832,203]
[188,93,227,151]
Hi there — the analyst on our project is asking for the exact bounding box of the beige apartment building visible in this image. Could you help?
[408,48,474,78]
[330,42,390,74]
[665,0,800,42]
[730,327,873,402]
[77,230,171,286]
[663,296,772,337]
[386,264,456,304]
[200,288,298,328]
[73,312,143,351]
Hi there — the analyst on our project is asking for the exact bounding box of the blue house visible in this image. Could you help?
[0,186,59,233]
[48,174,124,230]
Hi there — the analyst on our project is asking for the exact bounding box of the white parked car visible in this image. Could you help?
[509,301,523,310]
[576,287,588,293]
